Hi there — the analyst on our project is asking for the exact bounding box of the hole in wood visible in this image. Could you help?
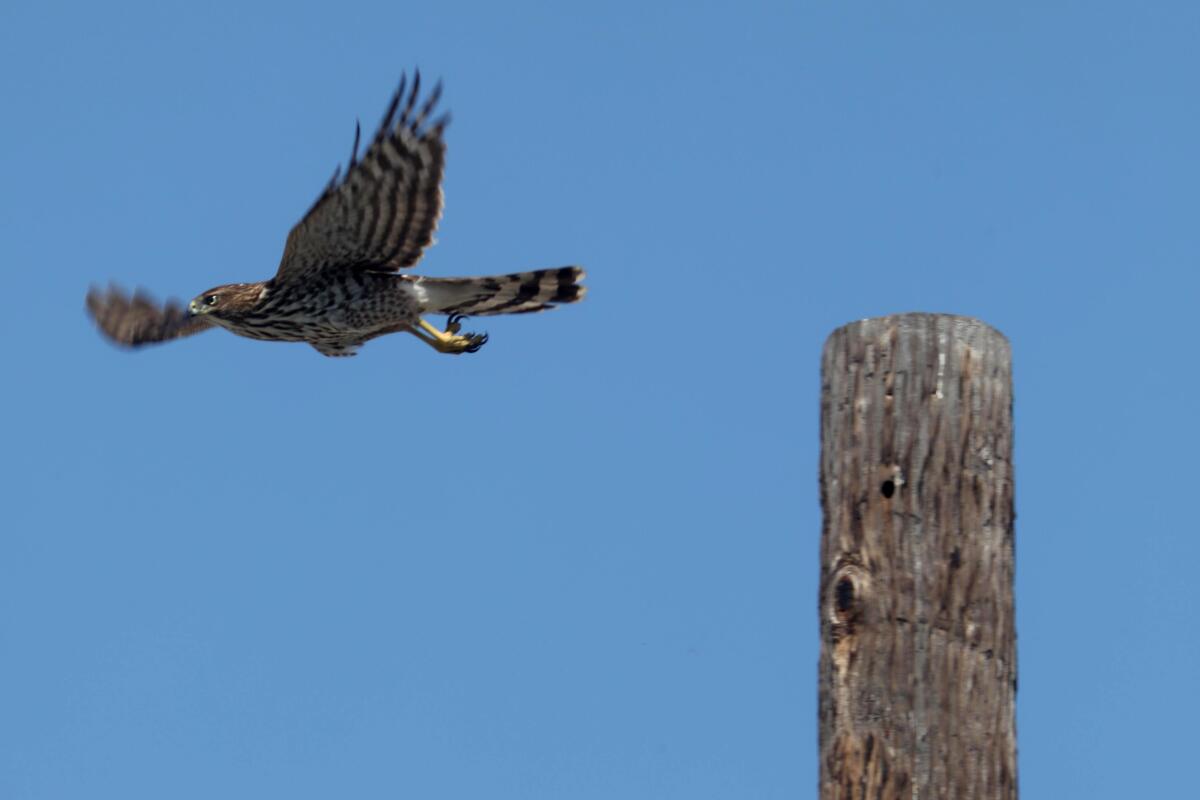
[835,577,855,613]
[880,479,895,498]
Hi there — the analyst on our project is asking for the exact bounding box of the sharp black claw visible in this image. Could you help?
[446,313,468,334]
[463,332,488,353]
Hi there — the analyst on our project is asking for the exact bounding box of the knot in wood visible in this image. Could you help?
[826,562,869,636]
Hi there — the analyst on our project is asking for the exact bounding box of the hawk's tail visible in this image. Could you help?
[417,266,586,316]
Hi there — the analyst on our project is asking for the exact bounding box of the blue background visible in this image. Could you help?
[3,2,1197,797]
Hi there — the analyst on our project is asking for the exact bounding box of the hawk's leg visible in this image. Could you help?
[408,317,489,354]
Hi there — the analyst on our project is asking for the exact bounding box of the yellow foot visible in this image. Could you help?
[410,316,489,354]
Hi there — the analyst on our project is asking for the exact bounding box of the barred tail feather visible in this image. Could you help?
[418,266,586,316]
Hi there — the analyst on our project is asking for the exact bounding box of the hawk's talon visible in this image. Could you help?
[441,327,486,355]
[414,317,488,355]
[463,332,488,353]
[446,313,466,334]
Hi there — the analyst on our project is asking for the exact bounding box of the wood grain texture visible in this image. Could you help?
[819,314,1016,800]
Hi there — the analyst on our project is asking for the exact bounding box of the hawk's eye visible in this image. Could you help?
[204,294,218,306]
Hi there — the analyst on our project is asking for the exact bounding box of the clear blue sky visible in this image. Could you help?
[2,2,1197,797]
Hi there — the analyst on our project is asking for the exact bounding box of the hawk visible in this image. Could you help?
[87,72,585,358]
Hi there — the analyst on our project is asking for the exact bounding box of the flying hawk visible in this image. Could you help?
[87,72,585,357]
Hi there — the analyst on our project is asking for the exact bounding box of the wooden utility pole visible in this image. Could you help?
[819,313,1016,799]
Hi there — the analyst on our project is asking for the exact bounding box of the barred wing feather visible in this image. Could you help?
[274,72,449,282]
[86,286,214,347]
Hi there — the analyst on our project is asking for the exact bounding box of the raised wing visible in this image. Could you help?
[274,72,449,283]
[86,286,213,347]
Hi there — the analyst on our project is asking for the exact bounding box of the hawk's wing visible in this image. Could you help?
[274,72,449,283]
[86,287,213,347]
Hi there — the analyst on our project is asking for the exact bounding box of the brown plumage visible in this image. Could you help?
[86,72,585,358]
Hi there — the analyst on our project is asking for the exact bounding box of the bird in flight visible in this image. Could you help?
[87,72,585,357]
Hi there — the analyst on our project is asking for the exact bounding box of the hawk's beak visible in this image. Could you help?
[188,300,199,316]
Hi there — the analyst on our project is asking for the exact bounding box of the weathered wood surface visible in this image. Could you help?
[819,313,1016,799]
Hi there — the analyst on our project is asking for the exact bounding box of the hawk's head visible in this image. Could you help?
[188,283,266,324]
